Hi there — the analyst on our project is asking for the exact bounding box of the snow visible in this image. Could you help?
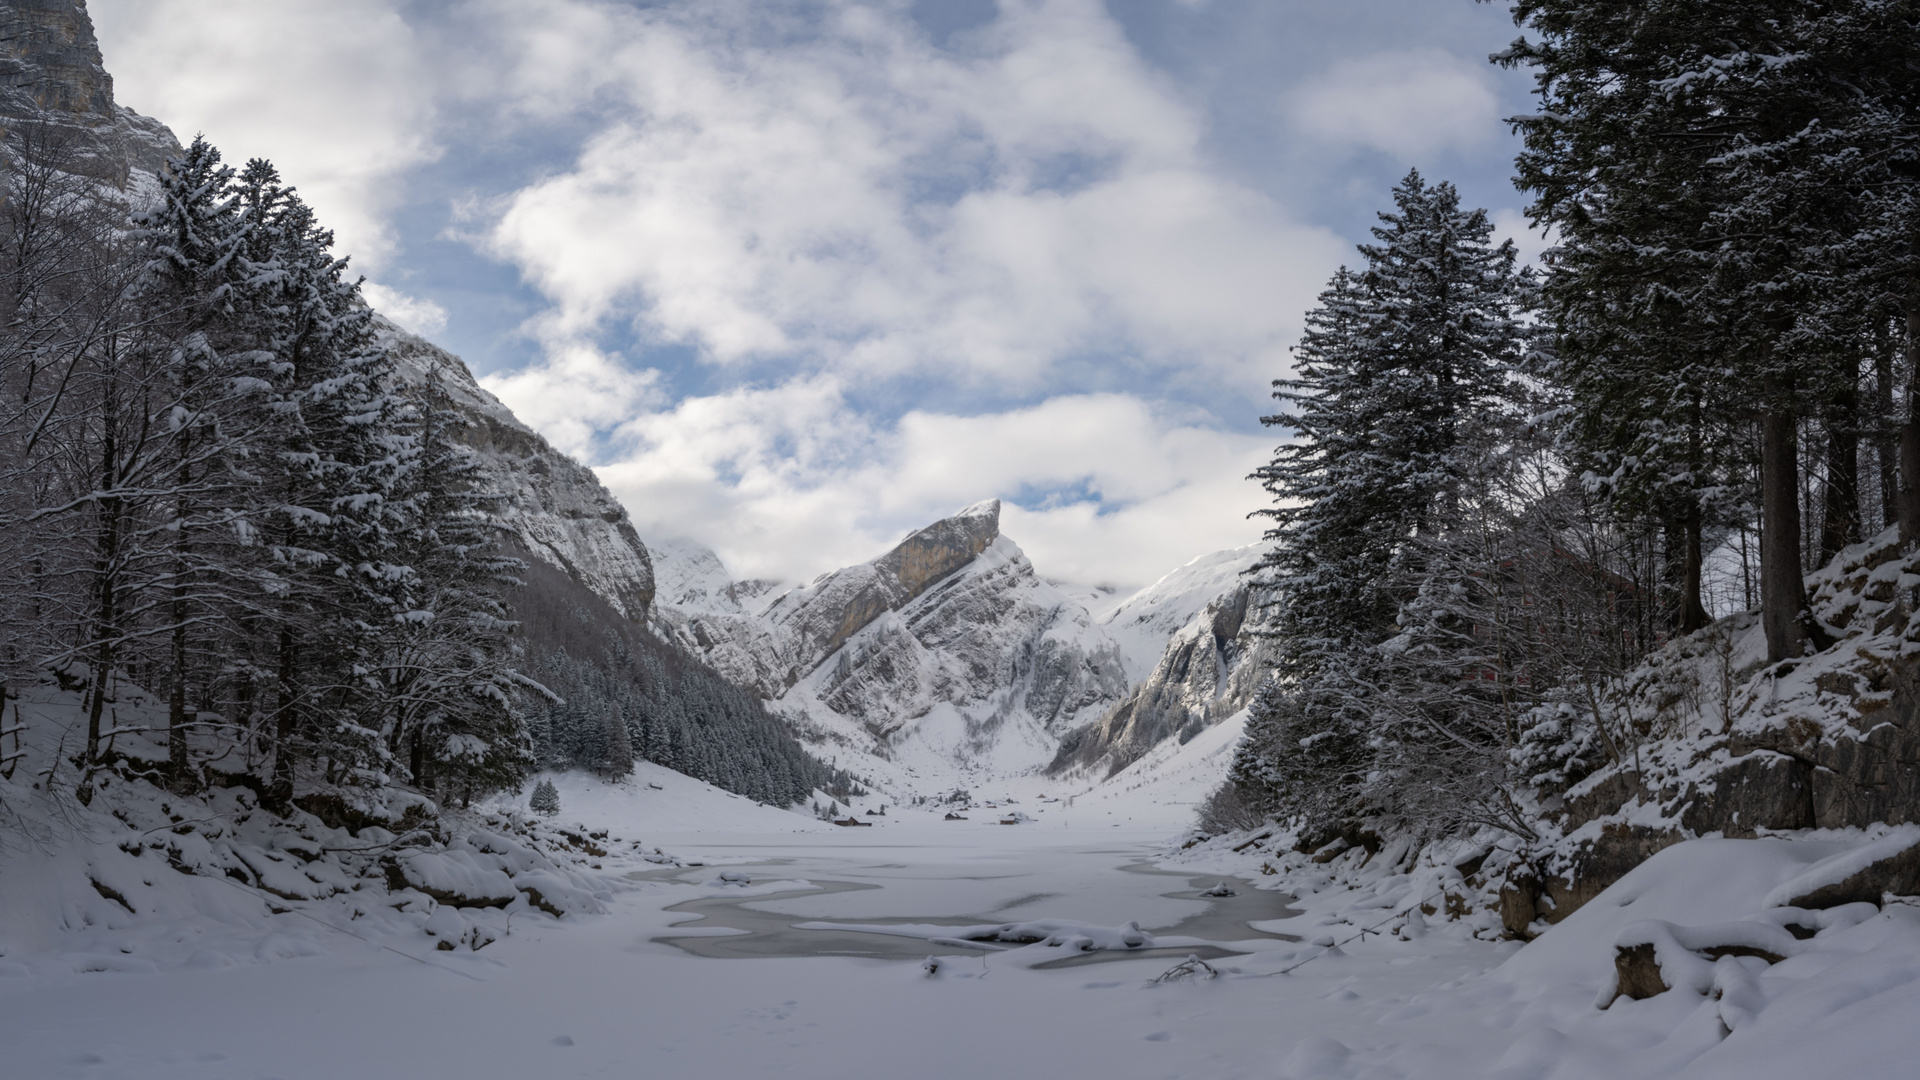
[1762,824,1920,908]
[1496,837,1850,994]
[1097,543,1263,680]
[648,520,1262,805]
[5,793,1920,1078]
[5,687,1917,1079]
[524,761,831,834]
[1064,707,1250,826]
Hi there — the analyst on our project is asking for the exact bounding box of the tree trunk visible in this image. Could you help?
[1901,299,1920,545]
[1876,323,1898,532]
[84,422,121,770]
[1761,401,1810,662]
[1678,508,1709,634]
[1820,386,1861,561]
[168,420,192,781]
[271,627,296,807]
[1677,396,1709,634]
[167,583,189,778]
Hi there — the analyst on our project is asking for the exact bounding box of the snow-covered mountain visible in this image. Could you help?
[7,0,1263,802]
[1052,546,1273,780]
[653,502,1136,783]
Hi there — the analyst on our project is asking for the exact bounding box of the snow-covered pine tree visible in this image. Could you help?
[1498,1,1750,641]
[1234,170,1529,837]
[529,777,560,816]
[131,136,274,785]
[62,135,259,785]
[379,363,534,805]
[217,158,409,807]
[1499,0,1914,660]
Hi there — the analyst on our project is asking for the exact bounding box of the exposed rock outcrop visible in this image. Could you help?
[654,504,1134,776]
[803,534,1130,743]
[0,0,179,184]
[379,322,656,621]
[1050,573,1272,779]
[1504,529,1920,936]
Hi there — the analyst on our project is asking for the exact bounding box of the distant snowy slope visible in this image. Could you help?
[1050,544,1272,780]
[1063,709,1249,829]
[514,761,828,835]
[1098,545,1264,680]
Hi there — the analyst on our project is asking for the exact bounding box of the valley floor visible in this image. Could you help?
[3,769,1917,1079]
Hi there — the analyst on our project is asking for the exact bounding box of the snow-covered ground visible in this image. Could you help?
[6,761,1917,1079]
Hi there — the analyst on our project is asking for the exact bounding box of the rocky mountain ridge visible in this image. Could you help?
[653,503,1130,779]
[1050,546,1273,780]
[652,510,1266,790]
[377,322,656,621]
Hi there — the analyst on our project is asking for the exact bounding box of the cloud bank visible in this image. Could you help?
[458,0,1328,584]
[87,0,1527,591]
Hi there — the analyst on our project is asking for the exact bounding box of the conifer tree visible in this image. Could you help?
[133,136,265,784]
[1497,0,1918,659]
[1235,171,1530,835]
[379,364,533,803]
[529,777,560,816]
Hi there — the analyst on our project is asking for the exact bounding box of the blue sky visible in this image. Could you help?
[91,0,1538,589]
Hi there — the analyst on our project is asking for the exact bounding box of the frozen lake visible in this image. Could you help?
[10,813,1914,1079]
[639,830,1301,962]
[0,823,1520,1080]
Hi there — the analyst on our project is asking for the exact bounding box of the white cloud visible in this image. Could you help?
[85,0,1319,589]
[470,0,1341,390]
[564,379,1270,589]
[452,0,1308,587]
[90,0,438,269]
[480,344,666,459]
[1287,49,1501,160]
[1492,207,1553,270]
[361,283,449,336]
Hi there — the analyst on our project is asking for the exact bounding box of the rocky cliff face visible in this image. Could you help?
[0,0,179,184]
[0,1,656,626]
[1050,546,1272,779]
[378,322,655,621]
[653,502,1133,777]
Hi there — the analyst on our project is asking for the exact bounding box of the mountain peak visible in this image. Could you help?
[876,499,1001,600]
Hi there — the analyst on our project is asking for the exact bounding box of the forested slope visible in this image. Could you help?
[1220,0,1920,932]
[0,0,825,860]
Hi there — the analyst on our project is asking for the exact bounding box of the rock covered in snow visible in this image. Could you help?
[1504,528,1920,935]
[1095,544,1265,678]
[1050,545,1272,779]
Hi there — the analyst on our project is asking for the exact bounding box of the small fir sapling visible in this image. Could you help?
[530,778,561,816]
